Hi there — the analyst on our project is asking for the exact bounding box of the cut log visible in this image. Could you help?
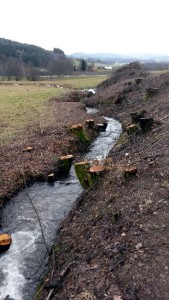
[0,233,12,253]
[71,124,89,142]
[85,119,95,129]
[58,154,73,176]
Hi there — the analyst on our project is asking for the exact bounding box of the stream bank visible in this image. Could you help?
[0,109,121,300]
[38,64,169,300]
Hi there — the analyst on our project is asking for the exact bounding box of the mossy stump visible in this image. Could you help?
[124,166,137,179]
[86,119,95,129]
[139,117,154,133]
[74,162,105,189]
[126,124,138,134]
[71,124,89,142]
[0,233,12,253]
[74,161,91,189]
[58,154,73,176]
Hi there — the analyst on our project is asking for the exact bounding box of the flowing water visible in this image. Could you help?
[0,110,122,300]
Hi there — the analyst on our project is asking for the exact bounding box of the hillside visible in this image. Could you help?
[0,38,73,78]
[0,38,53,67]
[38,63,169,299]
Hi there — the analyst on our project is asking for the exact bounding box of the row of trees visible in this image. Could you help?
[0,56,75,80]
[0,56,89,81]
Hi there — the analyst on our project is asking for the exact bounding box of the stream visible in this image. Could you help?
[0,108,122,300]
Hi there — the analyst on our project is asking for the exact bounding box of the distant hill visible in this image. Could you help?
[0,38,54,67]
[0,38,68,68]
[70,52,169,63]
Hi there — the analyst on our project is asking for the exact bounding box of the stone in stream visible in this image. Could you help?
[0,233,12,253]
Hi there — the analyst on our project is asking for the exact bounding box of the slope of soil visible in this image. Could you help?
[0,91,103,202]
[37,65,169,300]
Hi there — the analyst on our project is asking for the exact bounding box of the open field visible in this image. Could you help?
[0,76,108,145]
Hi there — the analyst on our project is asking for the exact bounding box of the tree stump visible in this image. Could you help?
[0,233,12,253]
[126,124,138,134]
[124,166,137,179]
[135,78,142,84]
[89,165,105,182]
[23,146,33,152]
[114,94,126,104]
[47,173,55,183]
[139,117,154,133]
[146,88,158,98]
[58,154,73,176]
[71,124,89,142]
[74,161,105,189]
[130,110,146,123]
[96,122,107,132]
[74,161,91,189]
[86,119,95,129]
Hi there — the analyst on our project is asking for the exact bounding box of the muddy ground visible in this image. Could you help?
[1,62,169,299]
[36,63,169,300]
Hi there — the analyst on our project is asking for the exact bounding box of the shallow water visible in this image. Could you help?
[0,112,122,300]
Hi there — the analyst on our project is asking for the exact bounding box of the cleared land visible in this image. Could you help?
[0,76,107,145]
[38,64,169,300]
[0,76,107,197]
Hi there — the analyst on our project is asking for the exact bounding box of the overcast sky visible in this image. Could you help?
[1,0,169,55]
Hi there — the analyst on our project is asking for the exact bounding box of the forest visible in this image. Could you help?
[0,38,73,80]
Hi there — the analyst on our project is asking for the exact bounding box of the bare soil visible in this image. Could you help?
[1,63,169,300]
[37,64,169,300]
[0,91,103,201]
